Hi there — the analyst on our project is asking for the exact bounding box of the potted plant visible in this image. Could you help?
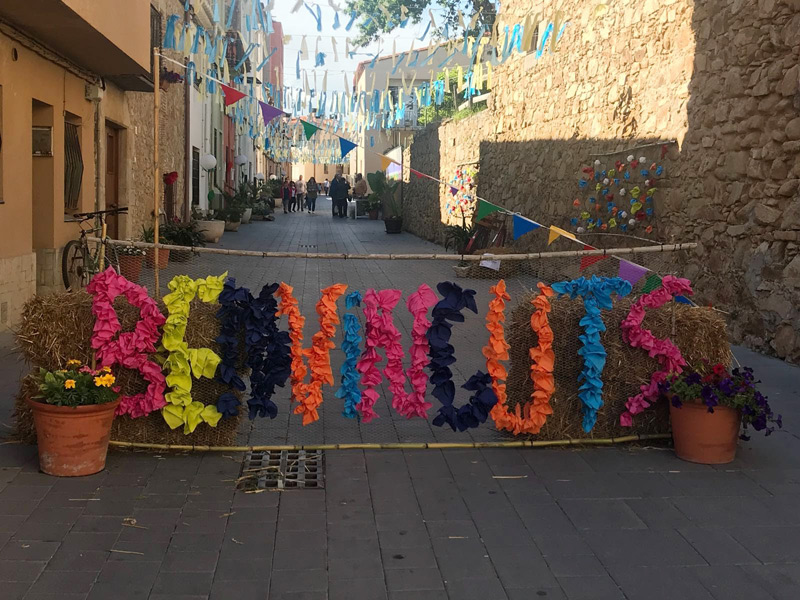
[192,208,225,243]
[366,196,382,220]
[367,171,402,233]
[662,363,782,464]
[252,201,275,221]
[141,225,170,269]
[218,202,243,232]
[116,241,146,283]
[443,214,476,277]
[27,361,121,476]
[160,68,184,91]
[160,217,205,261]
[233,182,255,224]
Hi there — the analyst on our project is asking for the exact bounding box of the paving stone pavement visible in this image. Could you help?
[0,200,799,599]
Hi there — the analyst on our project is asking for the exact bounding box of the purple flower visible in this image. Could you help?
[685,372,702,386]
[719,378,735,396]
[671,395,682,408]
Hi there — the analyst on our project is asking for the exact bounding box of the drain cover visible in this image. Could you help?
[237,450,324,490]
[299,244,318,249]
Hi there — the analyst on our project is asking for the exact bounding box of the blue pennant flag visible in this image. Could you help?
[512,214,541,240]
[339,137,357,158]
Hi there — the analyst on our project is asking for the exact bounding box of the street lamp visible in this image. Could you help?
[200,154,217,170]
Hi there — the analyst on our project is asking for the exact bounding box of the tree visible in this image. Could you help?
[346,0,497,48]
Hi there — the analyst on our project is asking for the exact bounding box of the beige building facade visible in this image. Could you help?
[0,0,152,327]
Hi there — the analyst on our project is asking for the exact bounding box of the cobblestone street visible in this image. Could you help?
[1,203,799,599]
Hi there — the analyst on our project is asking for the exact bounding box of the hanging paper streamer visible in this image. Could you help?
[296,284,347,425]
[160,274,226,434]
[427,282,498,432]
[86,268,166,419]
[400,284,437,419]
[335,291,363,420]
[619,276,693,426]
[550,276,632,433]
[276,283,307,403]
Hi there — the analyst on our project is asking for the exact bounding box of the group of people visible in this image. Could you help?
[280,172,368,219]
[281,175,327,214]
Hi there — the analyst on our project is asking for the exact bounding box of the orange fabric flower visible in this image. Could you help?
[295,283,347,425]
[276,283,307,404]
[484,280,511,419]
[491,282,555,435]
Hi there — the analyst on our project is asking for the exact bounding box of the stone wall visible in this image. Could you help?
[402,0,800,363]
[127,0,187,238]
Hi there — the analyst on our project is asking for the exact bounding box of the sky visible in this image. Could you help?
[269,1,460,95]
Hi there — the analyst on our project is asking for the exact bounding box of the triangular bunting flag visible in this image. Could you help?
[410,168,424,179]
[512,214,541,240]
[450,186,459,196]
[220,83,246,106]
[579,245,608,271]
[380,155,394,170]
[339,136,357,158]
[475,199,502,222]
[618,260,648,286]
[302,120,320,140]
[548,226,577,246]
[258,101,283,126]
[641,273,663,294]
[675,295,692,304]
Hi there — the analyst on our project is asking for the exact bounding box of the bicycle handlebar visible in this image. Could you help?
[72,207,129,220]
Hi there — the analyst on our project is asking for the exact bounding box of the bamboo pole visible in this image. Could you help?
[108,433,672,453]
[90,238,698,262]
[153,46,161,298]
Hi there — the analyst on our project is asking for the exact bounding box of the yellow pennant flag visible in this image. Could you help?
[380,155,394,170]
[547,226,577,245]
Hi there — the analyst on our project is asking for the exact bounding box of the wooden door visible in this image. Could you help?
[105,125,119,239]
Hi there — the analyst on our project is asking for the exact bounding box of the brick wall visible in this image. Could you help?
[403,0,800,362]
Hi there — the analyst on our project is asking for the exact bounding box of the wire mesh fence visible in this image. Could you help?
[95,210,697,448]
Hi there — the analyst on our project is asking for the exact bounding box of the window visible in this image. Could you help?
[192,147,200,206]
[323,164,329,174]
[150,5,162,77]
[64,122,83,211]
[32,126,53,156]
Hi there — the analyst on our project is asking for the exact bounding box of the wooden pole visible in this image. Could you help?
[153,47,161,298]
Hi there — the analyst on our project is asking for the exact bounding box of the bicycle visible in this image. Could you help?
[62,207,128,291]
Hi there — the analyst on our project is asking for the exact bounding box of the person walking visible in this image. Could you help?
[289,181,297,212]
[296,175,306,212]
[306,176,318,213]
[324,178,330,196]
[281,177,291,214]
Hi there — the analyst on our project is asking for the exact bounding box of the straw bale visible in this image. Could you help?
[466,247,525,279]
[15,292,242,446]
[506,294,732,440]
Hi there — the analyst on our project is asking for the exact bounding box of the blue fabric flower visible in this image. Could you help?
[655,166,663,176]
[624,171,630,180]
[579,179,588,188]
[214,278,247,417]
[426,282,497,432]
[335,291,363,419]
[551,276,632,432]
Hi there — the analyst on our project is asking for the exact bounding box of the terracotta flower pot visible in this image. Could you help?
[145,248,170,269]
[117,255,143,283]
[670,401,741,465]
[26,397,120,477]
[368,209,379,220]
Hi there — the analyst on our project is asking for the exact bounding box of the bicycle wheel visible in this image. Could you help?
[62,240,89,291]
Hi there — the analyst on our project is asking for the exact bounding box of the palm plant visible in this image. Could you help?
[443,213,476,266]
[367,171,400,220]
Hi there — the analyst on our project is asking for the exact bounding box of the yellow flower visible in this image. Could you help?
[57,370,66,374]
[93,374,116,388]
[101,366,112,373]
[66,359,81,368]
[64,379,76,389]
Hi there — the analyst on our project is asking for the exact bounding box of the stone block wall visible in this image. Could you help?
[0,253,36,329]
[402,0,800,363]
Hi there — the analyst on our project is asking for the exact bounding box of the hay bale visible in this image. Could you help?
[15,292,243,446]
[466,247,525,279]
[506,294,732,440]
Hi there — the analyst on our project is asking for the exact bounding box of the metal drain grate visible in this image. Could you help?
[237,450,324,490]
[298,244,318,249]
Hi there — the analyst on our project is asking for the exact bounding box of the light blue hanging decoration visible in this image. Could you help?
[418,19,431,41]
[315,52,326,67]
[226,0,237,29]
[304,3,322,32]
[536,22,554,59]
[345,10,357,31]
[163,15,179,50]
[332,11,340,29]
[212,0,220,24]
[191,26,203,55]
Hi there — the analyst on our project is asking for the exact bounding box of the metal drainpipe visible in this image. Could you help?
[184,56,191,222]
[93,82,103,212]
